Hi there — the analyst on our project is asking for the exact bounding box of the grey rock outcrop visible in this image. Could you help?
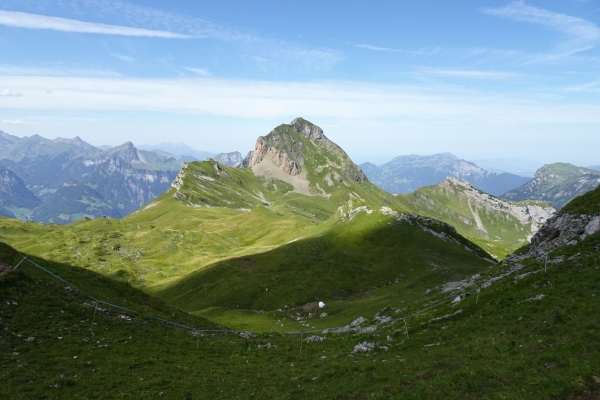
[528,213,600,257]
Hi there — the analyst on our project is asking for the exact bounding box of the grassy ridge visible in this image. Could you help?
[396,178,554,259]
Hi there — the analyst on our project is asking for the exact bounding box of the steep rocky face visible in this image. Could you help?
[505,184,600,263]
[502,163,600,209]
[361,153,528,196]
[243,118,368,185]
[212,152,243,167]
[0,166,41,219]
[63,143,180,216]
[395,177,556,259]
[526,213,599,257]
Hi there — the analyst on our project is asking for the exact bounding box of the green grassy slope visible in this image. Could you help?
[396,177,555,260]
[2,226,599,398]
[157,210,492,317]
[561,184,600,216]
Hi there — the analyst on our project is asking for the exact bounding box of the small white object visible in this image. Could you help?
[319,302,325,308]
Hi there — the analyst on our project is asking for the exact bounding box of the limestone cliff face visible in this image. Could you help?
[243,118,368,184]
[437,177,556,231]
[526,213,600,257]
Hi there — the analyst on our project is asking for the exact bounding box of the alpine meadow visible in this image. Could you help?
[1,1,600,399]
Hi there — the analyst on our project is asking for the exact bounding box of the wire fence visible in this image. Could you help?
[1,237,480,337]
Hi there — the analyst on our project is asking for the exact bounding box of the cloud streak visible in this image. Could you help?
[0,88,22,96]
[483,2,600,58]
[183,67,212,77]
[1,75,599,125]
[2,2,342,69]
[0,10,191,38]
[356,44,440,55]
[413,68,523,80]
[2,119,26,124]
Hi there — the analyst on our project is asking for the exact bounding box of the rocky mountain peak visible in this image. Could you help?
[243,118,368,185]
[104,141,145,162]
[53,136,98,152]
[289,117,326,142]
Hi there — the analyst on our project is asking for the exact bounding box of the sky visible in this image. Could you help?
[0,0,599,172]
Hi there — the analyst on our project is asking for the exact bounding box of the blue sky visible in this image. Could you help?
[0,0,599,170]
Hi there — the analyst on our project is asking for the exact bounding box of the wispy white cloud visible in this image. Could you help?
[414,68,523,80]
[0,64,122,77]
[1,75,599,126]
[183,67,211,77]
[0,10,191,38]
[249,56,268,62]
[563,79,600,92]
[483,2,600,59]
[356,44,440,55]
[3,2,342,69]
[2,119,26,124]
[0,88,22,96]
[111,54,136,63]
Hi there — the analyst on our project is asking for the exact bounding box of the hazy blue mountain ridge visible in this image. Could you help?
[138,142,215,161]
[502,162,600,209]
[0,131,183,223]
[361,152,529,196]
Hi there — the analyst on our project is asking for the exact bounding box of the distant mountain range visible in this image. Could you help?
[137,142,215,162]
[212,151,243,167]
[360,152,530,196]
[589,165,600,171]
[0,131,182,223]
[502,163,600,209]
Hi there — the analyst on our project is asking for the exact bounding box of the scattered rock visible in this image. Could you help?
[25,337,35,342]
[514,270,540,280]
[305,335,326,343]
[386,335,393,341]
[119,314,134,324]
[519,294,546,304]
[256,343,277,349]
[239,332,255,339]
[352,342,375,353]
[358,326,377,334]
[429,309,463,323]
[319,312,328,319]
[442,274,481,293]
